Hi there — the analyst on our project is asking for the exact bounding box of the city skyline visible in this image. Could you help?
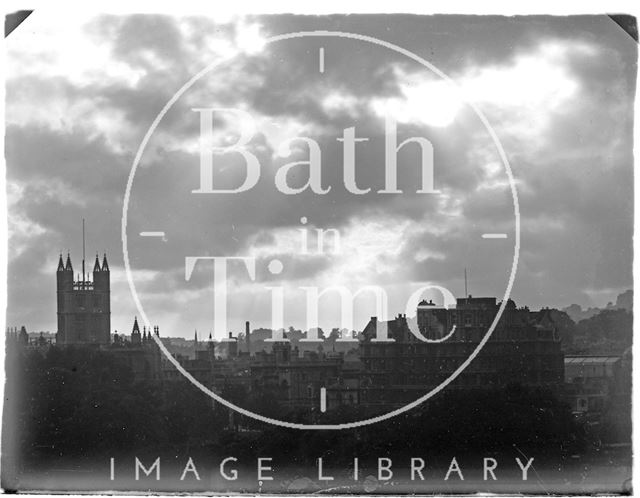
[5,13,635,338]
[11,251,633,340]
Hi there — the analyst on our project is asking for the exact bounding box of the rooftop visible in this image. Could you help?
[564,356,620,365]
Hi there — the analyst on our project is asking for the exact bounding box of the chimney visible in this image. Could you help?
[245,321,251,356]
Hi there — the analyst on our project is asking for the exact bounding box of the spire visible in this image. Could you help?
[464,268,468,297]
[57,254,65,272]
[195,330,198,343]
[102,253,109,272]
[65,253,73,271]
[132,316,140,334]
[143,327,147,341]
[82,218,86,284]
[93,254,101,272]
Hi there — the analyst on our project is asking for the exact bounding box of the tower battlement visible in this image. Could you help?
[56,252,111,345]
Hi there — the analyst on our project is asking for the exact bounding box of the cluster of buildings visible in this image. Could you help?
[359,297,564,408]
[4,251,629,422]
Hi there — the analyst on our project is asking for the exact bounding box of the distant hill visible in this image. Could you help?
[559,290,633,355]
[571,308,632,355]
[563,289,632,322]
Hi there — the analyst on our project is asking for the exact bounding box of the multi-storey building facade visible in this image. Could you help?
[564,355,626,414]
[360,296,564,409]
[250,341,344,409]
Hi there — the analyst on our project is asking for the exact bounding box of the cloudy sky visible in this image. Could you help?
[5,13,636,338]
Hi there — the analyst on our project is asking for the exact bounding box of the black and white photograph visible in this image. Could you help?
[1,5,636,495]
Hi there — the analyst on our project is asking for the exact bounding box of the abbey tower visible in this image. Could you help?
[56,253,110,345]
